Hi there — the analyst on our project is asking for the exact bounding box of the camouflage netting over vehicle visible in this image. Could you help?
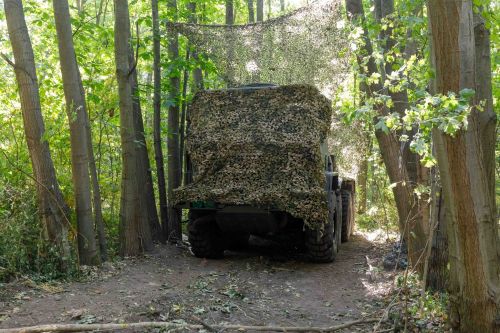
[167,0,350,98]
[173,85,332,229]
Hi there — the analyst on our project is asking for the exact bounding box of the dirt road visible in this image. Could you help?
[0,234,395,332]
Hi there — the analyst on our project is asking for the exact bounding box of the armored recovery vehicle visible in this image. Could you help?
[174,84,355,262]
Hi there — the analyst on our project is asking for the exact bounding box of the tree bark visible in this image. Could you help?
[189,2,204,91]
[114,0,148,256]
[248,0,255,23]
[4,0,71,269]
[179,49,190,185]
[357,135,369,214]
[226,0,234,24]
[280,0,285,12]
[373,0,428,275]
[428,1,500,331]
[346,0,415,256]
[53,0,100,266]
[256,0,263,22]
[152,0,168,236]
[425,185,448,291]
[128,29,159,246]
[85,119,107,261]
[166,0,182,241]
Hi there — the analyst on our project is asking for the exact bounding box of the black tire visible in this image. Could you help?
[305,192,337,263]
[341,190,352,243]
[188,213,224,259]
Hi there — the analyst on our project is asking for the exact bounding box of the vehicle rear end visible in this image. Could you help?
[173,84,339,261]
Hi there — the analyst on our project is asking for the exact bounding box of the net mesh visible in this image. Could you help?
[168,0,350,98]
[174,85,332,229]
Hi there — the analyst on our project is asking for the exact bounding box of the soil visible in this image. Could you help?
[0,233,396,332]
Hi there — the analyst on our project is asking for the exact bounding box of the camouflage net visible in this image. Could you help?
[173,85,332,229]
[167,0,350,97]
[172,1,351,229]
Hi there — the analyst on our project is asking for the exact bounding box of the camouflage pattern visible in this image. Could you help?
[173,84,332,230]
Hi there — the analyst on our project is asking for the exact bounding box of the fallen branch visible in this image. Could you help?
[0,317,379,333]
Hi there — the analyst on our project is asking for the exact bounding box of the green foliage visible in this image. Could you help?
[394,273,449,331]
[0,184,78,282]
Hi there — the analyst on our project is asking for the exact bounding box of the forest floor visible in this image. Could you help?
[0,233,400,332]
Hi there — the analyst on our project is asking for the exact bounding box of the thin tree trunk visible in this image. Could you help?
[114,0,147,256]
[357,155,368,214]
[128,28,159,246]
[226,0,234,24]
[248,0,255,22]
[280,0,284,12]
[346,0,427,274]
[256,0,263,22]
[53,0,100,265]
[85,120,107,261]
[428,1,500,331]
[183,2,203,187]
[225,0,235,86]
[373,0,428,275]
[179,49,190,185]
[152,0,168,234]
[4,0,71,270]
[166,0,182,241]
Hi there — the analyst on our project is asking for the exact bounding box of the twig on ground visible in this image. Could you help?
[0,317,380,333]
[190,315,217,332]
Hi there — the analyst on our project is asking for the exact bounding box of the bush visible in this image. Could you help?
[0,184,76,282]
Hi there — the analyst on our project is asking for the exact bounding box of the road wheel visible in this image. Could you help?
[305,191,337,263]
[188,213,224,259]
[305,218,337,263]
[341,190,353,242]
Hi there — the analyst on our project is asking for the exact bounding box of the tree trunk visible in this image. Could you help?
[425,185,448,291]
[128,31,159,246]
[428,1,500,331]
[248,0,255,23]
[179,49,190,185]
[280,0,284,12]
[189,2,204,91]
[4,0,71,269]
[166,0,182,241]
[85,120,108,261]
[346,0,428,275]
[373,0,428,275]
[226,0,234,24]
[357,146,368,214]
[53,0,100,266]
[256,0,263,22]
[114,0,148,256]
[152,0,168,236]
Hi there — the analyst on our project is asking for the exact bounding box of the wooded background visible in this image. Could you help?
[0,0,498,331]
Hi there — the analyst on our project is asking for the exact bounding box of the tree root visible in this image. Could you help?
[0,317,379,332]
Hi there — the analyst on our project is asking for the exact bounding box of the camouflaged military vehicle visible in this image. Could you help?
[174,84,354,262]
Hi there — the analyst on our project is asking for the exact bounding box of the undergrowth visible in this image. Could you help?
[0,184,119,283]
[386,272,449,332]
